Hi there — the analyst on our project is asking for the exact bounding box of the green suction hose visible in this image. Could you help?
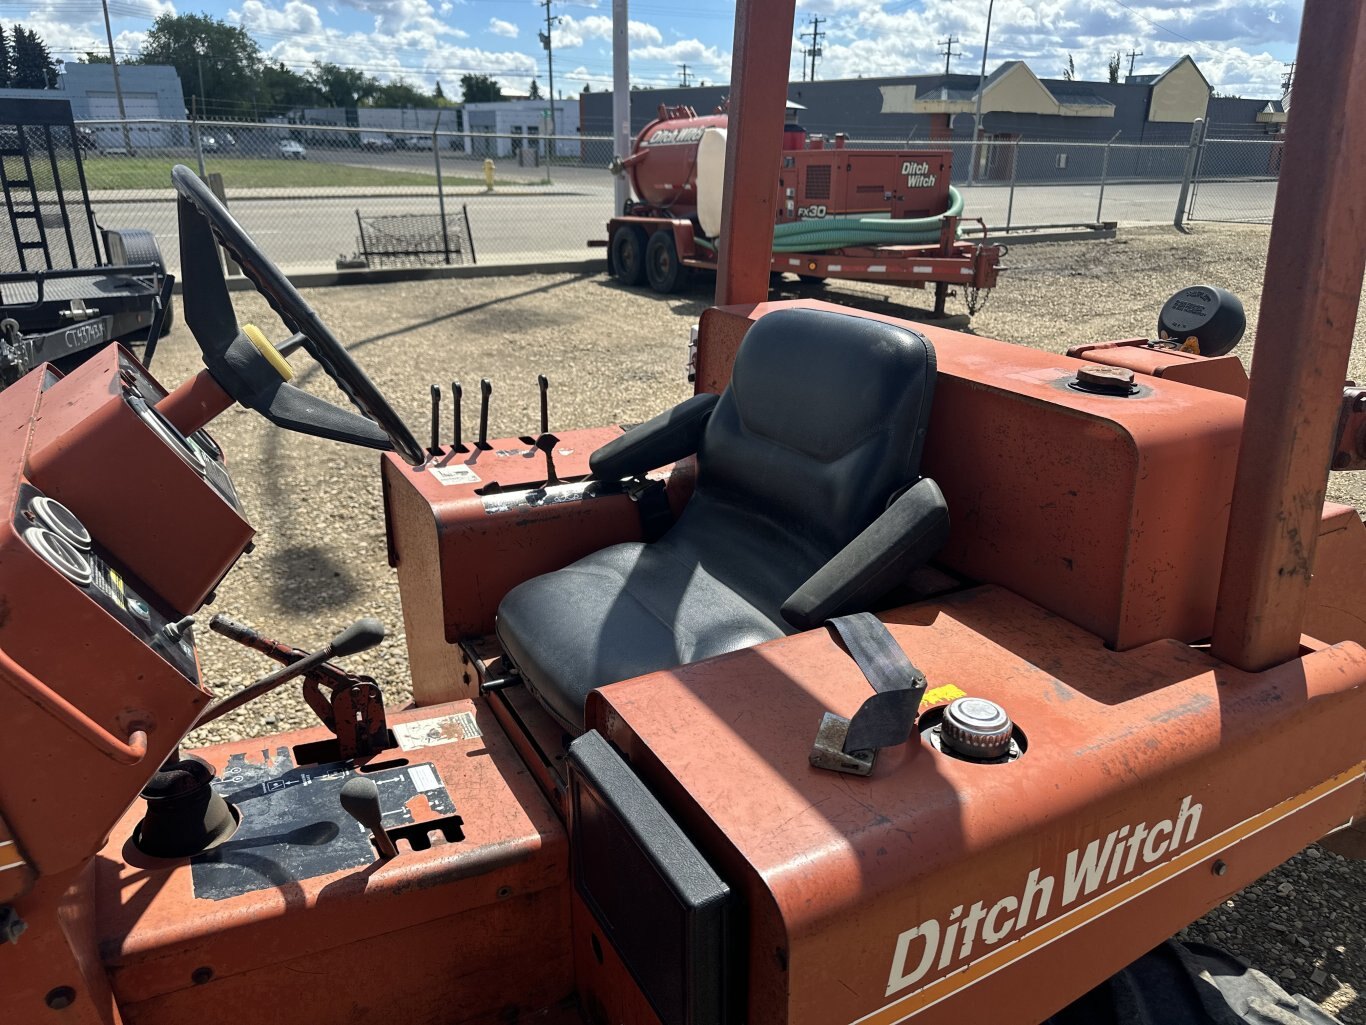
[695,185,964,253]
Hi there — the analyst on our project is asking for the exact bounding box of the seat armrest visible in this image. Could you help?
[590,392,720,481]
[781,478,950,630]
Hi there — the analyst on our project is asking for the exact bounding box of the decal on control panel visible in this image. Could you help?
[190,748,456,901]
[430,463,481,486]
[393,711,483,751]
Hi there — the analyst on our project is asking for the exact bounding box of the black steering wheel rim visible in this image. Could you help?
[171,165,426,466]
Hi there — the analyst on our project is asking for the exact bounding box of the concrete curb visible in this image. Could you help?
[171,258,605,293]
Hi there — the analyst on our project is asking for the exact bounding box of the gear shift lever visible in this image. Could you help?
[339,776,399,859]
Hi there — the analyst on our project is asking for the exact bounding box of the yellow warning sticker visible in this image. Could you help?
[920,684,966,711]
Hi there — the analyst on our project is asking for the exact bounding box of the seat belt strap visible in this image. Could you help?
[810,612,928,776]
[628,478,674,542]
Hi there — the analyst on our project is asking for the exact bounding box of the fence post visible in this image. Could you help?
[1174,117,1205,228]
[432,110,451,265]
[1005,140,1019,228]
[1096,130,1119,223]
[191,98,206,179]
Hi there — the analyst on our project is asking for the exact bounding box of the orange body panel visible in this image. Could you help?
[590,586,1366,1025]
[1305,503,1366,646]
[697,301,1244,650]
[90,700,570,1025]
[1066,339,1250,399]
[382,431,695,705]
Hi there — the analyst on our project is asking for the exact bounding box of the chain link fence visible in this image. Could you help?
[1186,136,1284,224]
[62,116,1274,279]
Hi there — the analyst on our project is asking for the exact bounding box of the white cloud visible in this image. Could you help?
[489,16,519,37]
[554,14,662,47]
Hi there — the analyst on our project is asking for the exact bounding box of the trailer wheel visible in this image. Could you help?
[611,225,647,286]
[645,231,685,294]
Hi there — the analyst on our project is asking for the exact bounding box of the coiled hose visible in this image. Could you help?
[696,185,964,253]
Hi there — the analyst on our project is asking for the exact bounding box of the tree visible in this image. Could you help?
[461,73,502,103]
[1107,52,1120,84]
[581,82,591,93]
[11,26,59,88]
[528,77,542,99]
[261,61,320,109]
[140,13,261,113]
[310,61,376,107]
[81,51,113,63]
[369,77,438,108]
[1062,54,1076,81]
[434,80,445,101]
[0,26,10,87]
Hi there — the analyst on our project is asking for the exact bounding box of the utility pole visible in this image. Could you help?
[100,0,132,155]
[939,35,961,74]
[801,16,825,81]
[678,63,692,87]
[1281,60,1296,93]
[969,0,995,187]
[612,0,629,212]
[538,0,560,144]
[1126,49,1143,77]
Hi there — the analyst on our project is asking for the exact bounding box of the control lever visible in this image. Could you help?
[538,374,550,435]
[477,378,492,449]
[428,384,442,455]
[535,375,558,485]
[451,381,468,452]
[339,776,399,859]
[197,618,385,726]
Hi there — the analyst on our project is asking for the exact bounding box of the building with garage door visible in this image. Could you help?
[0,64,187,151]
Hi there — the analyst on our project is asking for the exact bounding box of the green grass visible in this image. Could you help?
[80,155,508,191]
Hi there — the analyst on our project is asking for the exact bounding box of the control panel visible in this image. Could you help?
[13,482,200,683]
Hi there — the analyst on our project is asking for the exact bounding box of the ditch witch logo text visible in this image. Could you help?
[885,796,1204,996]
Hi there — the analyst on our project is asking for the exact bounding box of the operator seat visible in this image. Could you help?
[495,308,950,733]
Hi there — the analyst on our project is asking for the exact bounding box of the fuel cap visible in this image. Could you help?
[940,697,1014,761]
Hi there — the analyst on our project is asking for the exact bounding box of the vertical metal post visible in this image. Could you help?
[1096,130,1119,223]
[1211,0,1366,671]
[1004,140,1018,228]
[1173,117,1203,228]
[714,0,799,306]
[192,96,206,179]
[968,0,995,187]
[100,0,133,156]
[612,0,630,213]
[433,110,451,264]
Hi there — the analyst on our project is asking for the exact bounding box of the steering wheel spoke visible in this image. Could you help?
[171,165,426,466]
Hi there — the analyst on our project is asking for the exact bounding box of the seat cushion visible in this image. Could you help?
[497,540,788,732]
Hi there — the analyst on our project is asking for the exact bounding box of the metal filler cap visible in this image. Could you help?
[940,697,1014,761]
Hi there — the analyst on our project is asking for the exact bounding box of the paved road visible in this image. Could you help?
[92,178,1276,278]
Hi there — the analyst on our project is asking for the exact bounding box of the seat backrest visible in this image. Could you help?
[684,307,936,585]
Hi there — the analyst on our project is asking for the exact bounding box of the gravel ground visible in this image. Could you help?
[146,222,1363,1022]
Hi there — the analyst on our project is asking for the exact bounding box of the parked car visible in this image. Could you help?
[278,139,307,160]
[201,133,219,152]
[406,135,434,151]
[360,134,396,151]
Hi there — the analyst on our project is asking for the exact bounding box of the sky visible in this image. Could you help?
[2,0,1300,102]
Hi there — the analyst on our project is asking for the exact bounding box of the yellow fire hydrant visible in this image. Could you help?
[483,158,495,191]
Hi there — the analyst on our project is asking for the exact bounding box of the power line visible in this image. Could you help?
[800,15,824,82]
[1125,49,1142,77]
[938,35,961,74]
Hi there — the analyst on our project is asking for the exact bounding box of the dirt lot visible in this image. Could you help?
[146,222,1364,1022]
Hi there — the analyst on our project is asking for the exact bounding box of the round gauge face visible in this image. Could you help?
[126,390,207,475]
[30,496,92,551]
[23,526,94,588]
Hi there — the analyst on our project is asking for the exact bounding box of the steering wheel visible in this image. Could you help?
[171,165,426,466]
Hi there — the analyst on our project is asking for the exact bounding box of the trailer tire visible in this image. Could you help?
[645,230,685,294]
[611,225,647,286]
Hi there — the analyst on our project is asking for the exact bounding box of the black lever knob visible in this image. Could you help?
[477,378,492,449]
[339,776,399,859]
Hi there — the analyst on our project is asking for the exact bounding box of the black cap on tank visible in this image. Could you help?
[1158,285,1247,357]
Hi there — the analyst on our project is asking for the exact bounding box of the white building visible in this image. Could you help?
[463,98,582,158]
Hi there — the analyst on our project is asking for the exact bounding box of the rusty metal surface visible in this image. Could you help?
[591,585,1366,1025]
[1066,339,1249,399]
[1331,387,1366,471]
[713,0,799,306]
[94,699,571,1025]
[1211,0,1366,671]
[1304,503,1366,647]
[695,300,1245,650]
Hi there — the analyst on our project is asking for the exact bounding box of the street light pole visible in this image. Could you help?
[100,0,133,155]
[968,0,995,186]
